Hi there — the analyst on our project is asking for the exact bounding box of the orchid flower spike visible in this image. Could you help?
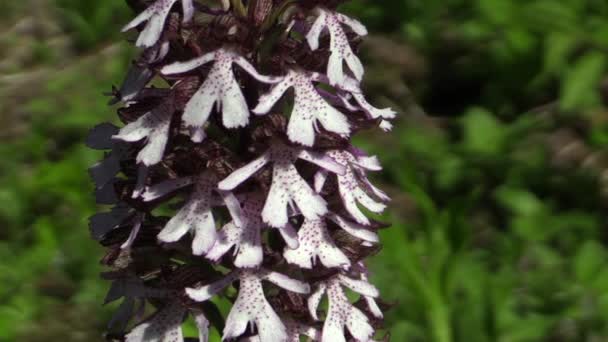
[90,1,397,341]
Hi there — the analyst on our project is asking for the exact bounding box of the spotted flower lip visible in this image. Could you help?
[306,8,368,86]
[161,48,283,131]
[241,317,320,342]
[253,69,351,146]
[91,2,395,341]
[206,193,299,268]
[146,171,243,255]
[283,218,350,269]
[316,149,389,225]
[308,274,379,342]
[112,98,174,166]
[186,269,310,342]
[122,0,194,48]
[218,141,345,227]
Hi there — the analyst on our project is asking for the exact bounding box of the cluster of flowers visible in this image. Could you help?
[88,0,395,341]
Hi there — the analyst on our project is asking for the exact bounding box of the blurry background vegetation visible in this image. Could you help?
[1,0,608,341]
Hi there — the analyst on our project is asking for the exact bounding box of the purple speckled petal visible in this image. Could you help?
[321,277,374,342]
[223,270,309,342]
[298,150,345,175]
[157,174,217,255]
[283,219,350,269]
[254,70,351,146]
[305,9,367,86]
[112,101,173,166]
[122,0,179,48]
[307,283,327,321]
[328,213,379,243]
[164,49,277,130]
[218,152,271,191]
[328,150,389,225]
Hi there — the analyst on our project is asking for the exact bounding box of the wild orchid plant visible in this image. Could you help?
[88,0,395,341]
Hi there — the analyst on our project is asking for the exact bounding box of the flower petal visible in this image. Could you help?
[338,274,379,297]
[220,191,245,228]
[206,221,263,268]
[335,13,368,36]
[161,52,216,74]
[223,272,287,342]
[307,283,327,321]
[289,176,327,221]
[261,179,290,227]
[135,4,173,48]
[328,213,379,243]
[182,78,219,128]
[122,3,158,32]
[218,152,271,190]
[252,76,294,115]
[234,56,283,84]
[121,216,143,249]
[306,10,327,51]
[158,177,217,255]
[219,73,249,128]
[263,271,310,294]
[181,0,194,23]
[186,272,238,302]
[345,306,375,341]
[314,170,329,193]
[298,150,345,175]
[284,219,350,269]
[142,177,194,202]
[277,223,299,249]
[193,310,210,342]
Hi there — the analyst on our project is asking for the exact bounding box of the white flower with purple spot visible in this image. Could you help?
[253,69,351,146]
[283,218,350,269]
[306,8,368,86]
[218,141,345,228]
[186,269,310,342]
[337,77,397,131]
[354,262,384,319]
[308,274,379,342]
[207,193,299,268]
[112,100,173,166]
[315,149,389,225]
[122,0,194,48]
[161,48,282,132]
[241,317,320,342]
[143,172,243,255]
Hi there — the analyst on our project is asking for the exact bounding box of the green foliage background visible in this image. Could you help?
[1,0,608,341]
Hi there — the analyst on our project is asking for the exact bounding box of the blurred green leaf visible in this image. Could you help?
[461,107,506,155]
[560,52,606,111]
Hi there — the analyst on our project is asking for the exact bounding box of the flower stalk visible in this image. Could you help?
[89,0,396,341]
